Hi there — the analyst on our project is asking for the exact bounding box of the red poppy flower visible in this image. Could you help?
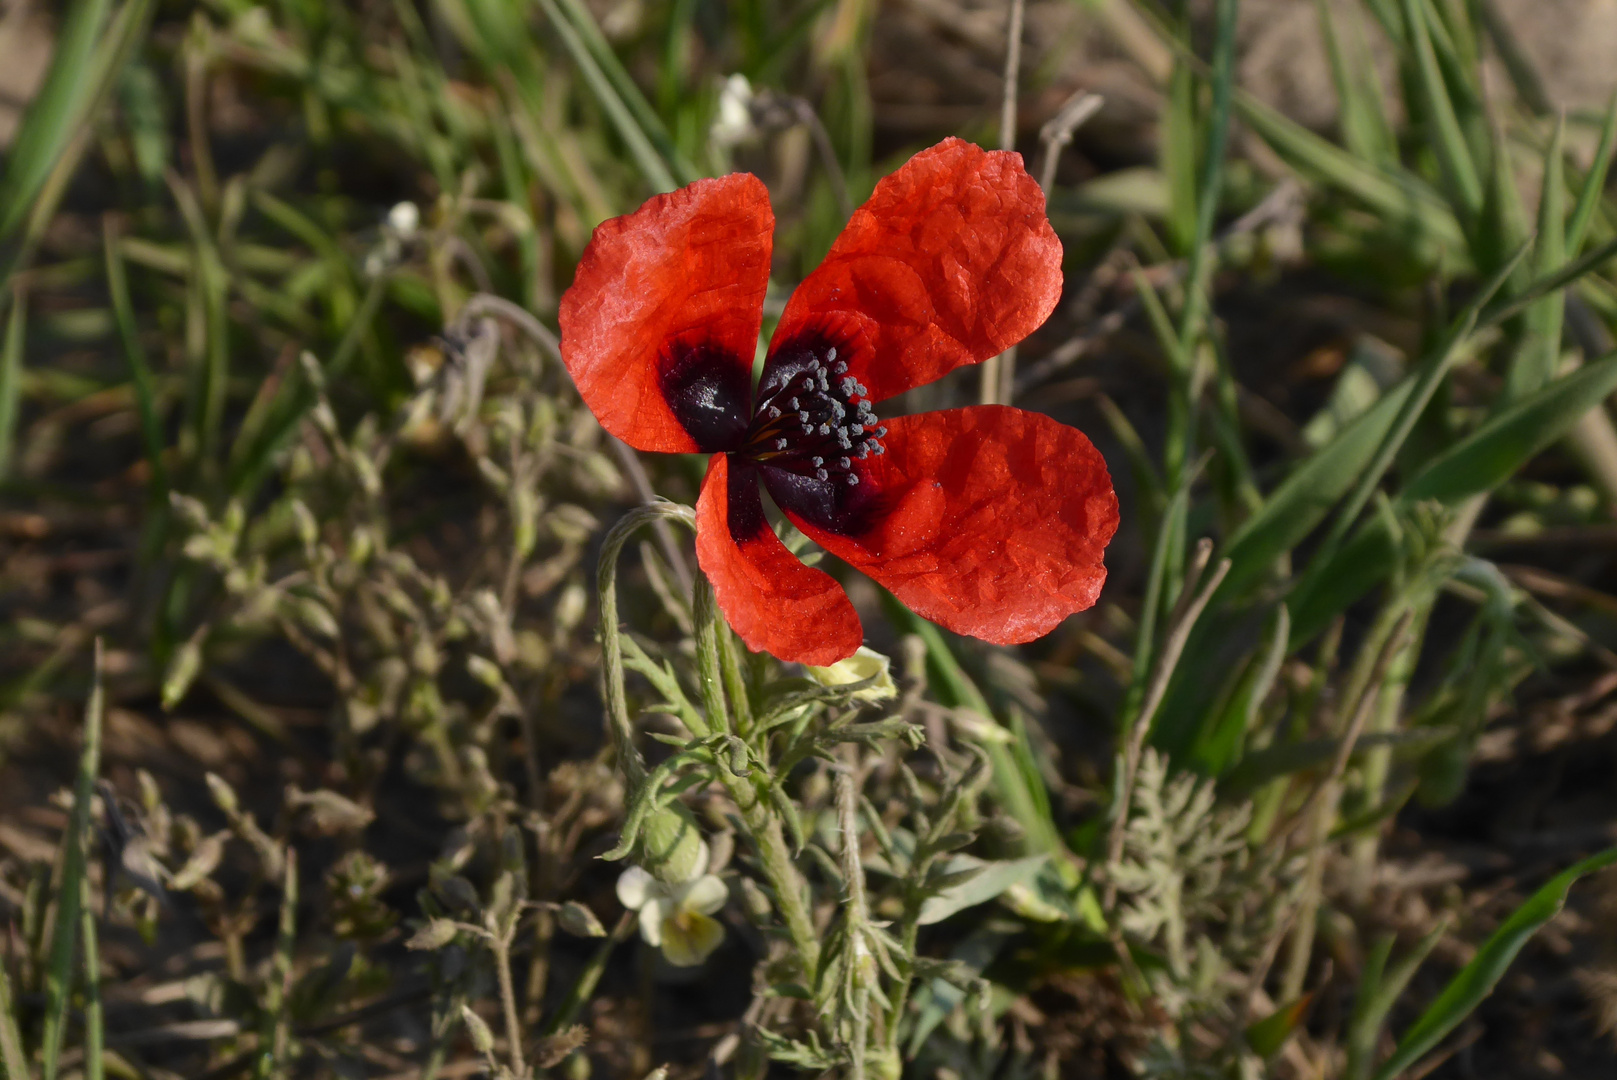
[560,137,1118,666]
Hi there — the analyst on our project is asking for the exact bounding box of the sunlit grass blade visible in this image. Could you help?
[533,0,679,193]
[1301,241,1528,582]
[0,0,115,241]
[1399,0,1482,217]
[1219,376,1416,599]
[1404,352,1617,503]
[1370,846,1617,1080]
[0,0,157,308]
[1567,88,1617,256]
[1316,0,1396,167]
[40,640,105,1080]
[1504,116,1566,401]
[1234,88,1464,250]
[0,957,24,1080]
[551,0,700,185]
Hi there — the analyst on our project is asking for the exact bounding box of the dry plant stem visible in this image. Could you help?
[1104,541,1230,909]
[1278,611,1413,1002]
[1036,91,1105,195]
[456,290,696,597]
[837,764,871,1079]
[491,931,527,1079]
[979,0,1027,407]
[789,97,853,222]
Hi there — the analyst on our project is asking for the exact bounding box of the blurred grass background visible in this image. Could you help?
[6,0,1617,1077]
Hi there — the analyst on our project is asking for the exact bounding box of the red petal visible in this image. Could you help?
[695,454,864,665]
[560,175,772,453]
[767,137,1061,403]
[782,407,1117,645]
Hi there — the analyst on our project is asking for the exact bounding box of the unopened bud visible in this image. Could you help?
[557,901,607,938]
[460,1005,495,1055]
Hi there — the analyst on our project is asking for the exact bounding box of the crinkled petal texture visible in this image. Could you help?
[786,406,1118,644]
[695,454,864,666]
[768,137,1062,404]
[559,174,772,453]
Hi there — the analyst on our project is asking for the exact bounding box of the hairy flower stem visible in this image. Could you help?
[693,575,821,979]
[596,502,697,791]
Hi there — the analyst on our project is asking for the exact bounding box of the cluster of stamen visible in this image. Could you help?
[744,346,887,485]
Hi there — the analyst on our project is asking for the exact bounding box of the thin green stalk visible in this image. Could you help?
[0,0,115,240]
[550,0,699,185]
[0,957,28,1080]
[595,502,698,789]
[533,0,678,193]
[541,913,634,1036]
[691,575,821,978]
[41,640,104,1080]
[0,289,24,482]
[79,872,104,1080]
[228,272,386,499]
[692,577,733,737]
[1174,0,1239,359]
[1300,245,1526,590]
[103,218,168,497]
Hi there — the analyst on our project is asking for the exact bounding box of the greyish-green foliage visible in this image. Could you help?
[4,0,1617,1078]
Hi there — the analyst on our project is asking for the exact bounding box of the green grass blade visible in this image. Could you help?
[1220,376,1416,599]
[167,175,231,471]
[1567,89,1617,256]
[1505,116,1567,401]
[1163,58,1198,256]
[1302,242,1527,581]
[0,0,115,240]
[1175,0,1238,357]
[1404,352,1617,503]
[534,0,679,193]
[1234,89,1465,250]
[1347,921,1448,1080]
[0,290,23,481]
[552,0,700,185]
[1370,846,1617,1080]
[79,872,104,1080]
[1316,0,1396,167]
[41,641,105,1080]
[0,956,26,1080]
[103,220,169,497]
[1399,0,1483,216]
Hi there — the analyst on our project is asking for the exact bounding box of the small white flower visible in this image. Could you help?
[806,645,897,703]
[386,201,420,240]
[711,74,757,148]
[616,860,729,967]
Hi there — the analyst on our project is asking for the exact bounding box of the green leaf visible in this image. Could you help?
[1400,0,1482,215]
[1503,115,1566,401]
[0,290,23,482]
[1347,922,1448,1080]
[916,855,1048,926]
[41,642,104,1080]
[1219,377,1415,600]
[1246,992,1314,1058]
[1403,353,1617,503]
[1567,88,1617,256]
[0,0,115,241]
[1371,846,1617,1080]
